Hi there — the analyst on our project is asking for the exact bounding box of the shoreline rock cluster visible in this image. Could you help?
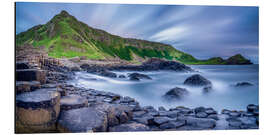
[15,59,259,133]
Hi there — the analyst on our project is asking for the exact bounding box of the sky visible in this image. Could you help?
[16,2,259,63]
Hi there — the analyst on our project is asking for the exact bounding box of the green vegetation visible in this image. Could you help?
[16,10,252,65]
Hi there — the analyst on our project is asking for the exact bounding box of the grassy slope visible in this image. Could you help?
[16,11,251,65]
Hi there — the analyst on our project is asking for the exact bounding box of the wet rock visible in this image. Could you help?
[57,107,107,132]
[184,74,212,87]
[16,81,41,94]
[247,104,259,113]
[159,110,178,118]
[128,73,152,81]
[16,89,60,133]
[238,117,257,128]
[133,111,147,118]
[185,117,216,129]
[109,122,150,132]
[205,108,217,115]
[163,87,189,101]
[235,82,253,87]
[228,118,242,128]
[196,112,208,118]
[120,96,135,103]
[153,117,171,125]
[16,69,46,84]
[203,85,212,93]
[174,106,193,114]
[158,106,166,111]
[133,113,154,125]
[118,75,126,78]
[60,95,88,110]
[221,109,231,115]
[229,111,241,118]
[160,120,185,130]
[207,114,219,120]
[194,106,206,113]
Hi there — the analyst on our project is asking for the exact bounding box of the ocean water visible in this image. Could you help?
[68,65,259,112]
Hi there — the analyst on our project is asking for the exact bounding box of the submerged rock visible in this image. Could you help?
[128,73,152,81]
[184,74,212,87]
[235,82,253,87]
[163,87,189,101]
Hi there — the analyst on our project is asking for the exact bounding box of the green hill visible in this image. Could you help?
[16,10,252,65]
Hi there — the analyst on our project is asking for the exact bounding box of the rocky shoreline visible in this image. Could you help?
[15,57,259,133]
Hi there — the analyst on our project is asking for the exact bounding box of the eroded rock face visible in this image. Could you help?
[163,87,189,101]
[15,89,61,133]
[57,107,108,133]
[184,74,212,87]
[109,122,150,132]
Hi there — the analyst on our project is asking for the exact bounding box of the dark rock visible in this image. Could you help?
[205,108,217,115]
[57,107,107,132]
[133,113,154,125]
[163,87,189,101]
[185,117,216,129]
[16,61,30,69]
[153,117,171,125]
[159,121,176,130]
[221,109,231,115]
[235,82,253,87]
[203,85,212,93]
[16,81,41,94]
[184,74,212,87]
[159,111,178,118]
[109,122,150,132]
[158,106,166,111]
[194,106,206,113]
[16,69,46,84]
[228,118,242,128]
[247,104,259,113]
[128,73,152,81]
[110,58,193,72]
[118,75,126,78]
[207,114,219,120]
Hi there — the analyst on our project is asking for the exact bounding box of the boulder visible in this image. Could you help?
[247,104,259,113]
[235,82,253,87]
[109,122,150,132]
[158,106,166,111]
[57,107,107,132]
[128,73,152,81]
[16,81,41,94]
[16,69,46,84]
[15,89,60,133]
[184,74,212,87]
[60,95,88,110]
[194,106,206,113]
[163,87,189,101]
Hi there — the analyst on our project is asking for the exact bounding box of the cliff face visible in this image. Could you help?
[16,10,252,65]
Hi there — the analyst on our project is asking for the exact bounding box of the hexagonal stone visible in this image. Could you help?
[16,69,46,84]
[60,95,88,110]
[109,122,150,132]
[57,107,107,132]
[16,89,60,133]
